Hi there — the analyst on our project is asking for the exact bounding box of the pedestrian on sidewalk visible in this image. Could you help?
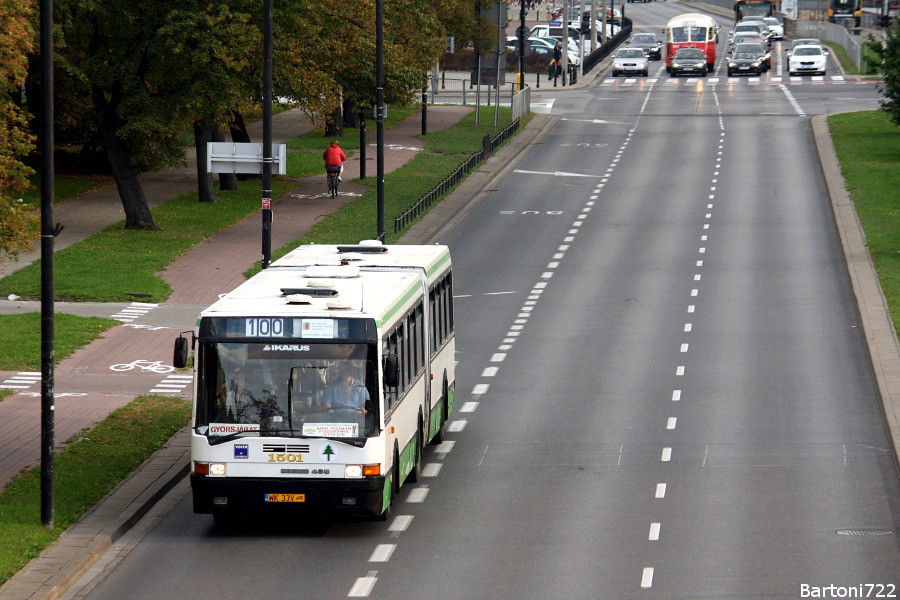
[323,140,347,183]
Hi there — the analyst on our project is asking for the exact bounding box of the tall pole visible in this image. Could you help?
[261,0,273,268]
[359,114,366,180]
[376,0,385,242]
[519,0,526,92]
[40,0,55,528]
[494,1,502,127]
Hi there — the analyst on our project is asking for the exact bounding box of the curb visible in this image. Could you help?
[0,429,190,600]
[811,114,900,475]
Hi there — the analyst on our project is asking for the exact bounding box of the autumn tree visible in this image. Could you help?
[0,0,39,261]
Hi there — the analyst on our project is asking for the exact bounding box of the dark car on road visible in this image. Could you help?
[669,47,708,77]
[727,50,764,76]
[627,33,662,60]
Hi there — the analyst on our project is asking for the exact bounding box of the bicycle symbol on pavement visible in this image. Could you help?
[109,360,175,374]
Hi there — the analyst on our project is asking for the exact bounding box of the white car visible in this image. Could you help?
[788,44,829,75]
[611,48,649,77]
[762,17,784,40]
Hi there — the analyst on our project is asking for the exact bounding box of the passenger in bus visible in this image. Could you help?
[323,363,370,413]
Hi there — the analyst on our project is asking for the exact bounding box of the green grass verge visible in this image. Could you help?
[249,106,534,276]
[0,179,295,302]
[828,111,900,333]
[0,395,191,585]
[14,174,111,210]
[821,41,882,77]
[286,105,421,150]
[0,313,120,371]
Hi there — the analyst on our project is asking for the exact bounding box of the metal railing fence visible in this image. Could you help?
[394,118,522,233]
[583,16,633,73]
[794,19,861,68]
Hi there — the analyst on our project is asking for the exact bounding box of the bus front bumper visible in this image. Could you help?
[191,474,386,517]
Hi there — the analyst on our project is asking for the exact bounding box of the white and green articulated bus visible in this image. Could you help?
[173,242,455,522]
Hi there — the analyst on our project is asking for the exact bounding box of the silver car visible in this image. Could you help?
[611,48,649,77]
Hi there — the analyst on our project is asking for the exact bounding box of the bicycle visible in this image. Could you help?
[326,166,341,198]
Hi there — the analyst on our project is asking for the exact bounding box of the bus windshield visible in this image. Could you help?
[671,26,708,42]
[197,341,379,440]
[737,2,772,17]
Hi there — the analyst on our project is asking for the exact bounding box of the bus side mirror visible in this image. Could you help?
[383,354,399,388]
[173,334,192,369]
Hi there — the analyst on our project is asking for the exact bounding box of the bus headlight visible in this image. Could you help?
[345,465,363,478]
[209,463,226,476]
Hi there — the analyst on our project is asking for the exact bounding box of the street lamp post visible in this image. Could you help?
[261,0,273,268]
[376,0,385,242]
[40,0,55,529]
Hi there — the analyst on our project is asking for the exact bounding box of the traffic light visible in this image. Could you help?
[880,14,892,27]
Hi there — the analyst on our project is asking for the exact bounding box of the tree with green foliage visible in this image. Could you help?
[156,1,260,202]
[53,0,194,229]
[871,26,900,126]
[0,0,39,261]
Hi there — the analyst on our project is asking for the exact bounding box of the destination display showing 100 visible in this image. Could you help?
[245,317,286,337]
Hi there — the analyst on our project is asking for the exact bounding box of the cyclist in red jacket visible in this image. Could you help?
[323,140,347,182]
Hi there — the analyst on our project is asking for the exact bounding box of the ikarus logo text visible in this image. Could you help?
[262,344,310,351]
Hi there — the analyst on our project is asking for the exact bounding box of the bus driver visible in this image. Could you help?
[323,363,370,413]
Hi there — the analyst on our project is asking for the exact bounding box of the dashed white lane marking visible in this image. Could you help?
[482,367,498,377]
[472,384,489,395]
[490,352,506,362]
[460,402,479,412]
[110,302,158,322]
[676,366,685,376]
[691,289,699,296]
[649,523,661,540]
[680,344,689,352]
[684,323,692,331]
[672,390,681,401]
[387,516,413,533]
[656,483,667,498]
[407,487,429,503]
[349,572,378,597]
[1,372,41,389]
[641,567,655,588]
[149,374,193,394]
[422,463,442,477]
[448,420,467,432]
[434,441,455,454]
[369,545,396,562]
[661,448,672,462]
[667,417,677,430]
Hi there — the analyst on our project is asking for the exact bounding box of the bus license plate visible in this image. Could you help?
[265,493,305,503]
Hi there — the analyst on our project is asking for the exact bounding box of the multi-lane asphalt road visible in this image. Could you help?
[64,5,898,600]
